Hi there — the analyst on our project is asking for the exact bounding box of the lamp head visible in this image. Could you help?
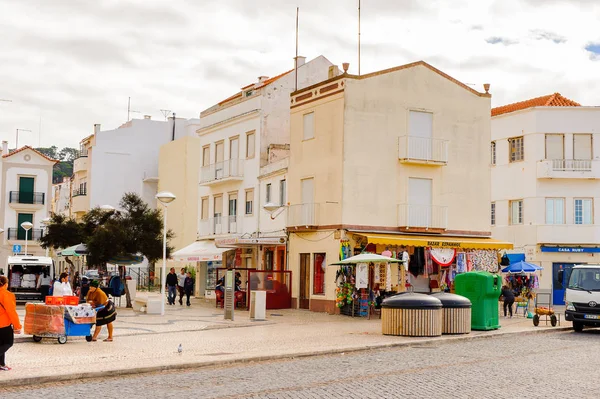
[263,202,280,214]
[21,221,33,230]
[156,191,176,204]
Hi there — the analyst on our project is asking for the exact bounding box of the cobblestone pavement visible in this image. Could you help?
[2,329,598,398]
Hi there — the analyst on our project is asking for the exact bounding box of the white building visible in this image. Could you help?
[185,55,332,280]
[51,177,71,216]
[0,142,56,268]
[490,93,600,305]
[89,116,190,210]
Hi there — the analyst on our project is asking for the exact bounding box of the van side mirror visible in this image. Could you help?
[557,270,564,283]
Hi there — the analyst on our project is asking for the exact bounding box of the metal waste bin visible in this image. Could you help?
[431,292,472,334]
[454,271,501,331]
[250,290,266,320]
[381,293,442,337]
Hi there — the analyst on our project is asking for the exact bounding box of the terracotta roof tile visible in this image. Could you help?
[217,69,294,106]
[492,93,581,117]
[2,145,60,163]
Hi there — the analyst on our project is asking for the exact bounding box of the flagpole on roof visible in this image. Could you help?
[358,0,361,76]
[295,6,299,91]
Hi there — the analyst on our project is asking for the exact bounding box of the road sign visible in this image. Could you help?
[12,244,22,254]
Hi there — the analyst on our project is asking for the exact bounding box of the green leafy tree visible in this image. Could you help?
[58,147,78,162]
[35,146,59,160]
[39,213,86,281]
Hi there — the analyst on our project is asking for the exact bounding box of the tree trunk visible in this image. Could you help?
[120,266,133,308]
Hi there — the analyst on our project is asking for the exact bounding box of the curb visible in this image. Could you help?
[0,324,573,388]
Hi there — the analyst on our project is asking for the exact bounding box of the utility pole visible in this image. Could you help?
[358,0,361,76]
[16,128,32,150]
[127,97,140,121]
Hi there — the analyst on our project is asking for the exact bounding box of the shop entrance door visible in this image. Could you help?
[299,253,310,309]
[553,263,577,305]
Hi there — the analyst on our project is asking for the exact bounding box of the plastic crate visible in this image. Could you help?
[64,296,80,306]
[45,296,65,305]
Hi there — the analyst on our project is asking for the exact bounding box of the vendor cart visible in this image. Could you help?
[27,304,104,344]
[532,292,558,327]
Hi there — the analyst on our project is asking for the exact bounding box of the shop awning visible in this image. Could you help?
[361,233,513,250]
[171,240,229,262]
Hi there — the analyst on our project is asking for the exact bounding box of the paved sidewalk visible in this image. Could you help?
[0,299,572,387]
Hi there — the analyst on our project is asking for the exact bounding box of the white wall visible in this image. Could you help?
[90,118,188,209]
[3,166,50,230]
[258,157,288,236]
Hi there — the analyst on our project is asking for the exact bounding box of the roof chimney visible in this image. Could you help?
[94,124,101,134]
[144,115,151,120]
[328,65,340,79]
[295,56,306,67]
[2,140,7,156]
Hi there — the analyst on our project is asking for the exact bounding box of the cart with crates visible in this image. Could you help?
[532,292,559,327]
[25,296,104,344]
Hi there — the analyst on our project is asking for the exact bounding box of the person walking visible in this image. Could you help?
[184,272,194,307]
[0,276,22,371]
[177,268,186,306]
[87,280,117,342]
[501,285,515,318]
[37,268,53,303]
[166,268,178,306]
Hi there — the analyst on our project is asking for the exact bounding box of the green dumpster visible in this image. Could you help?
[454,271,501,331]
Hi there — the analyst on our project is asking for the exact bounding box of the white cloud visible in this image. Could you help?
[0,0,599,150]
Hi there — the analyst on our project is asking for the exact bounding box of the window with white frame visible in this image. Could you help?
[509,200,523,225]
[491,202,496,225]
[545,198,564,224]
[509,137,524,162]
[490,141,496,165]
[245,189,253,215]
[279,179,286,206]
[574,198,593,225]
[266,183,272,203]
[303,112,314,140]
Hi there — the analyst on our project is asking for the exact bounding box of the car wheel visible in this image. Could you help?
[573,321,584,332]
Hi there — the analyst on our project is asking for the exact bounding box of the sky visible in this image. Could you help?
[0,0,599,150]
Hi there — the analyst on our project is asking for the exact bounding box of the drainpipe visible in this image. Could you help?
[171,112,176,141]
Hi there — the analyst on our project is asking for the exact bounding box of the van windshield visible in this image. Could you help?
[567,269,600,292]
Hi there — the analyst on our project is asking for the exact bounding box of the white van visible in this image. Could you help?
[561,264,600,332]
[6,256,55,302]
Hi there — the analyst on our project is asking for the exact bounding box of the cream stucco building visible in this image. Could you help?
[490,93,600,305]
[0,143,57,268]
[51,177,71,217]
[71,130,96,221]
[287,61,512,314]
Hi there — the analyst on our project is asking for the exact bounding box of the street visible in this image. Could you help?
[2,329,598,398]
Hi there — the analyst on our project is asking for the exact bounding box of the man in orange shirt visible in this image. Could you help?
[0,275,22,371]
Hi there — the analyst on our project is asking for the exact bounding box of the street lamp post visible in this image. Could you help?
[21,221,33,256]
[41,217,51,257]
[155,191,176,316]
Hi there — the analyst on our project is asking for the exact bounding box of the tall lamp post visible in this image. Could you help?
[155,191,176,316]
[41,217,51,257]
[21,221,33,256]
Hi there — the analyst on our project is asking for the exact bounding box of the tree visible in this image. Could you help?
[39,213,86,282]
[36,146,59,160]
[58,147,78,163]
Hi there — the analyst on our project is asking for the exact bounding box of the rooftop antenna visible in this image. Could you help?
[294,7,299,91]
[16,128,32,150]
[38,114,42,147]
[127,97,140,121]
[160,109,172,121]
[358,0,361,76]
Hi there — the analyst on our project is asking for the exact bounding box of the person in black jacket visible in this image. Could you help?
[501,285,515,318]
[183,272,194,307]
[166,268,178,305]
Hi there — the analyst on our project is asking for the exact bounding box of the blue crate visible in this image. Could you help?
[64,319,92,337]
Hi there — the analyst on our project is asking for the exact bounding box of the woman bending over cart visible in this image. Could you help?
[87,280,117,342]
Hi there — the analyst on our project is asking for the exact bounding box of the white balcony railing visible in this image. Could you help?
[200,159,244,184]
[287,203,319,227]
[198,215,241,237]
[551,159,592,172]
[537,159,600,179]
[398,204,448,229]
[398,136,448,164]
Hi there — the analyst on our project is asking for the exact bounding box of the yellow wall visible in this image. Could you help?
[157,135,201,252]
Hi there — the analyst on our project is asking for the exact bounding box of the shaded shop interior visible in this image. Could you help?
[332,232,513,317]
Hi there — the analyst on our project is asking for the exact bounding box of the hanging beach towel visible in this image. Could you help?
[430,248,456,266]
[356,263,368,289]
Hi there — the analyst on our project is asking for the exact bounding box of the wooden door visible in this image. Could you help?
[299,253,310,309]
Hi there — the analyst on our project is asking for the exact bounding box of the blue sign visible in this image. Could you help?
[540,246,600,253]
[12,244,22,254]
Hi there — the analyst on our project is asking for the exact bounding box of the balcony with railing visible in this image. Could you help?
[198,215,241,237]
[397,204,448,230]
[537,159,600,179]
[73,188,87,197]
[7,228,43,241]
[398,136,449,165]
[9,191,45,206]
[287,203,319,227]
[200,159,244,185]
